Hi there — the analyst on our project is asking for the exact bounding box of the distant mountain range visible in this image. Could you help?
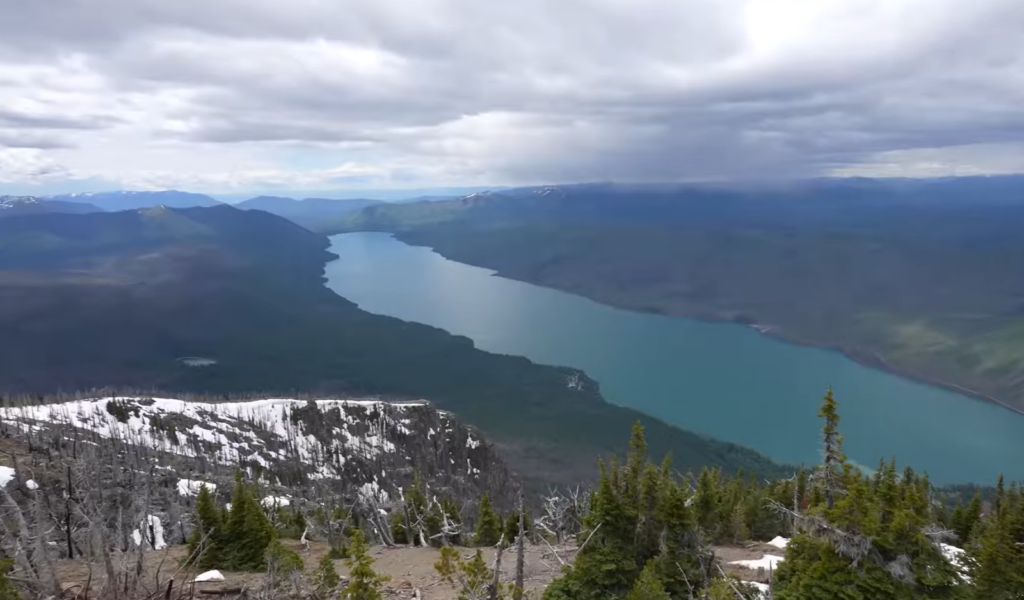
[0,195,104,217]
[235,195,384,228]
[45,190,222,211]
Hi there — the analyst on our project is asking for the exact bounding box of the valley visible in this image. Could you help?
[0,205,785,487]
[323,232,1024,485]
[328,179,1024,419]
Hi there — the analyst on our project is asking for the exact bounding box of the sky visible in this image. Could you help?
[1,0,1023,195]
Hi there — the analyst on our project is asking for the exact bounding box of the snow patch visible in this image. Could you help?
[729,555,785,571]
[941,544,970,581]
[262,496,291,508]
[767,536,789,549]
[741,581,770,599]
[132,515,166,550]
[178,479,216,497]
[0,466,14,487]
[194,570,225,582]
[26,479,38,490]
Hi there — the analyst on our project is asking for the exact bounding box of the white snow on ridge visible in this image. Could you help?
[0,397,429,479]
[194,570,225,582]
[0,466,14,487]
[767,536,789,549]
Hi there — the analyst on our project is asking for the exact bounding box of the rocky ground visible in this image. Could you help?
[53,539,784,599]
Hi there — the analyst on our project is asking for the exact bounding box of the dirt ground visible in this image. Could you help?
[54,539,570,599]
[716,542,785,583]
[53,539,783,598]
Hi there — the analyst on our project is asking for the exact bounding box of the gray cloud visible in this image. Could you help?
[0,0,1022,190]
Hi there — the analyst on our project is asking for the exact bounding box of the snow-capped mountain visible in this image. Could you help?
[0,195,104,217]
[45,190,222,211]
[0,396,516,508]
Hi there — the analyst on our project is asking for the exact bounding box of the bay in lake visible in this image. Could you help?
[324,232,1024,484]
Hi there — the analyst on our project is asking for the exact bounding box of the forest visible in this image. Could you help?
[0,389,1013,599]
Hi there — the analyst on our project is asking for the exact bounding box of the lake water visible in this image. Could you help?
[324,232,1024,484]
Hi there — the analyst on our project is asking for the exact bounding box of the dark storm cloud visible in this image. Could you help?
[0,0,1023,187]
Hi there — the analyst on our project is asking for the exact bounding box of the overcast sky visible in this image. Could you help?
[1,0,1023,194]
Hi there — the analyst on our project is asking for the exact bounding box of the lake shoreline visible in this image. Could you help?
[389,232,1024,421]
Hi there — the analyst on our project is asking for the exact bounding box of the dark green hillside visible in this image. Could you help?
[0,206,786,485]
[327,179,1024,412]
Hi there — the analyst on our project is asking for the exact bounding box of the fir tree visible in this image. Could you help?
[504,509,531,546]
[775,390,960,600]
[818,387,844,510]
[625,561,669,600]
[342,530,389,600]
[695,467,721,537]
[969,486,1024,599]
[264,539,304,587]
[474,493,502,547]
[955,492,983,544]
[435,547,503,600]
[0,559,20,600]
[313,553,341,595]
[224,473,276,571]
[187,483,223,569]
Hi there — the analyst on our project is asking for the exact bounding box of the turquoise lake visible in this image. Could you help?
[324,232,1024,484]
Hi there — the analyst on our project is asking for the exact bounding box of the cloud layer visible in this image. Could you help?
[1,0,1023,192]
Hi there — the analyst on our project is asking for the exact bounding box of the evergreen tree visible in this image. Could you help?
[0,559,20,600]
[695,467,721,537]
[264,539,304,584]
[818,387,845,511]
[342,530,389,600]
[313,553,340,595]
[955,492,983,544]
[187,483,223,569]
[969,486,1024,599]
[504,509,531,546]
[474,493,502,547]
[625,561,669,600]
[775,389,960,600]
[224,473,276,571]
[435,547,505,600]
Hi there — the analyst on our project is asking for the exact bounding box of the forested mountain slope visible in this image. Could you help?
[0,206,786,486]
[329,177,1024,412]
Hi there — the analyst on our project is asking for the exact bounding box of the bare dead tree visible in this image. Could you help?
[513,490,525,600]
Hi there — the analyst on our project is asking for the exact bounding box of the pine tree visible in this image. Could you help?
[625,561,669,600]
[435,547,502,600]
[342,530,389,600]
[776,389,960,600]
[955,492,983,544]
[224,473,276,571]
[818,387,844,511]
[188,483,223,569]
[504,509,531,546]
[970,486,1024,599]
[313,553,340,595]
[474,493,502,547]
[695,467,721,537]
[0,559,20,600]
